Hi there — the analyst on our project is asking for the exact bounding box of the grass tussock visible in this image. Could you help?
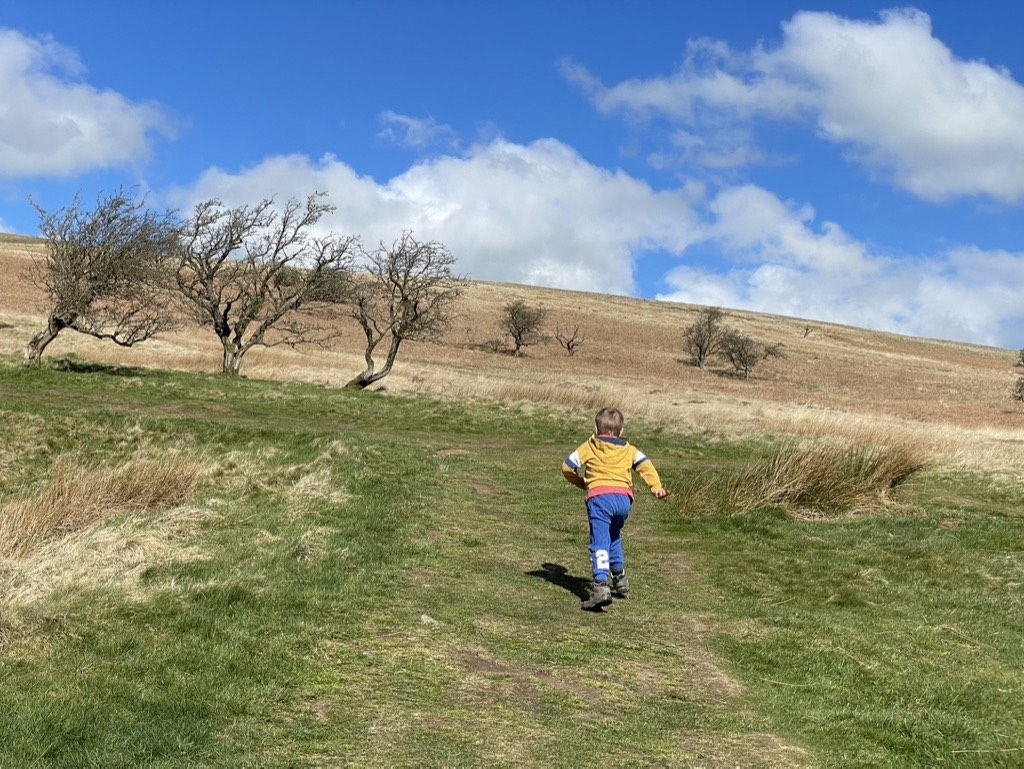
[688,436,937,520]
[2,504,215,610]
[0,455,203,557]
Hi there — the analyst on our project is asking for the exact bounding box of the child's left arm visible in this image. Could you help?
[634,449,668,498]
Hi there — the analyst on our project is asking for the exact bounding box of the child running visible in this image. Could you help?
[561,407,670,610]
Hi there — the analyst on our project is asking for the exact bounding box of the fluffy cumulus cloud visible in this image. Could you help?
[570,9,1024,202]
[0,29,170,177]
[657,185,1024,346]
[172,147,1024,345]
[169,138,703,293]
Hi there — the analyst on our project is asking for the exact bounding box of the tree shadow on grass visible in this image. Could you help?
[50,357,155,378]
[525,562,590,600]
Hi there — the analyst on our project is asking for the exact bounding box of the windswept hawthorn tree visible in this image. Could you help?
[23,188,181,367]
[683,306,727,369]
[346,231,462,389]
[176,193,356,376]
[500,299,547,356]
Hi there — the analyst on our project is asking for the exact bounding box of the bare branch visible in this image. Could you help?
[555,324,585,356]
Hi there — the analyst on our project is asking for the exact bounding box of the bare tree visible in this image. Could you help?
[555,325,585,356]
[719,329,784,380]
[346,231,463,389]
[23,188,181,367]
[1013,377,1024,402]
[683,307,726,368]
[719,329,758,379]
[176,193,356,376]
[501,299,547,356]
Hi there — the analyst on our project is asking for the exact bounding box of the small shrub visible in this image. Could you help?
[718,330,784,379]
[719,329,759,378]
[1013,377,1024,402]
[0,455,203,556]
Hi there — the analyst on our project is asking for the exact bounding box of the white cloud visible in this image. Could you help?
[771,9,1024,202]
[378,111,459,151]
[0,28,171,178]
[658,185,1024,346]
[169,138,703,294]
[562,42,808,123]
[570,9,1024,202]
[708,185,880,277]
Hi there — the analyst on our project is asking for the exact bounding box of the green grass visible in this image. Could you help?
[0,357,1022,767]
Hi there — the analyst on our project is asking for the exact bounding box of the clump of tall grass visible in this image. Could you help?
[684,437,931,518]
[0,455,203,556]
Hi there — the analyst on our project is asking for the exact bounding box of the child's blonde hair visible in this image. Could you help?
[595,407,624,436]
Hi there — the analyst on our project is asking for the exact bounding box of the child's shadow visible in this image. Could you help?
[525,562,590,599]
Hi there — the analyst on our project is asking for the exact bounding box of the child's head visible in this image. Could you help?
[594,407,624,436]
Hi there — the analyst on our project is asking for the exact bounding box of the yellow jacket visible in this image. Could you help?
[562,435,663,500]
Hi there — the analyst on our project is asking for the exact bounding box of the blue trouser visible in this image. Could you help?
[587,493,632,583]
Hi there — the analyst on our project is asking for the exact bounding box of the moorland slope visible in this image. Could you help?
[1,234,1020,471]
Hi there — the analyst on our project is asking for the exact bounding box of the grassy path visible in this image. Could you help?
[1,360,1021,766]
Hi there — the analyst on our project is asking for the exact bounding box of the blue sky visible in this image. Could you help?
[2,1,1024,348]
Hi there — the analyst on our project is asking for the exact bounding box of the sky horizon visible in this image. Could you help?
[2,1,1023,349]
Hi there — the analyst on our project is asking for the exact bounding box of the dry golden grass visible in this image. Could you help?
[2,234,1022,473]
[0,450,207,628]
[1,504,215,613]
[0,454,203,557]
[724,435,931,517]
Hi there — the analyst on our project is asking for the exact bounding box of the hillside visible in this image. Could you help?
[2,235,1023,765]
[1,234,1021,471]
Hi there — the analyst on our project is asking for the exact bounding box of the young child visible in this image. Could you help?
[562,407,669,610]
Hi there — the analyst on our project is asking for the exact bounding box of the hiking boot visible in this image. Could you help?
[611,572,630,599]
[581,581,612,611]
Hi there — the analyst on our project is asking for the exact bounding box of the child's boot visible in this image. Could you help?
[581,581,612,610]
[611,571,630,599]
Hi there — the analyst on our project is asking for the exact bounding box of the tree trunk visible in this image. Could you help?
[23,315,66,367]
[344,361,390,389]
[221,344,246,377]
[343,372,375,390]
[345,335,403,389]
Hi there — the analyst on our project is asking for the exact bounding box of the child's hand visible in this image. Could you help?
[654,488,671,500]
